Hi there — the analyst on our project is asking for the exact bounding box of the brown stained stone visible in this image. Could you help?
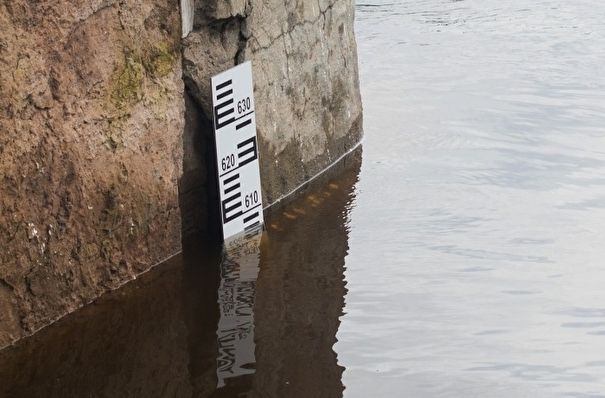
[0,0,184,348]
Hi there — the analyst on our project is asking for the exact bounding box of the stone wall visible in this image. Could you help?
[180,0,363,235]
[0,0,362,348]
[0,0,184,348]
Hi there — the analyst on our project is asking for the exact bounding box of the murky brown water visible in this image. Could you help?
[0,151,361,398]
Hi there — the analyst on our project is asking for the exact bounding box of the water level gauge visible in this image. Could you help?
[211,62,264,244]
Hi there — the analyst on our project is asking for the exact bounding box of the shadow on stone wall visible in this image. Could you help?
[179,92,223,241]
[0,148,362,398]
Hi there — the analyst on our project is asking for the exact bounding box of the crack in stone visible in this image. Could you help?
[248,1,338,53]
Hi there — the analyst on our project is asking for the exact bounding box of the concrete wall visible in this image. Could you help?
[0,0,362,348]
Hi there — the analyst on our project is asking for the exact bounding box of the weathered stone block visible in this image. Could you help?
[0,0,184,348]
[181,0,363,208]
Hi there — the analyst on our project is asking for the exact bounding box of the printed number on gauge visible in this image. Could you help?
[221,154,236,171]
[237,97,251,114]
[244,191,259,208]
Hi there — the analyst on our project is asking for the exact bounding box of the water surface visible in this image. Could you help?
[338,1,605,396]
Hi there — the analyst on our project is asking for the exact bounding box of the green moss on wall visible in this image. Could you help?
[110,49,145,110]
[144,42,174,78]
[108,37,178,110]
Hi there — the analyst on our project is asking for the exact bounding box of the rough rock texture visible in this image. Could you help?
[0,0,362,349]
[181,0,363,226]
[0,0,184,348]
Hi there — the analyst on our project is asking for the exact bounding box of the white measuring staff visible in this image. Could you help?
[211,61,264,243]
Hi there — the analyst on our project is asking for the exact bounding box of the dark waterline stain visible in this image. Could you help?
[0,149,362,398]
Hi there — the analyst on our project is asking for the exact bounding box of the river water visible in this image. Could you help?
[2,0,605,397]
[343,0,605,396]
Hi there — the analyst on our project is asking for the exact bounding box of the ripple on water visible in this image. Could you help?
[339,0,605,397]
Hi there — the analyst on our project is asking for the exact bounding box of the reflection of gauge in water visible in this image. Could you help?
[215,231,263,388]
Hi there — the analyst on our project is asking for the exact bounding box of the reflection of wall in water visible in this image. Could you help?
[181,238,223,397]
[0,256,193,397]
[249,151,361,398]
[0,238,227,398]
